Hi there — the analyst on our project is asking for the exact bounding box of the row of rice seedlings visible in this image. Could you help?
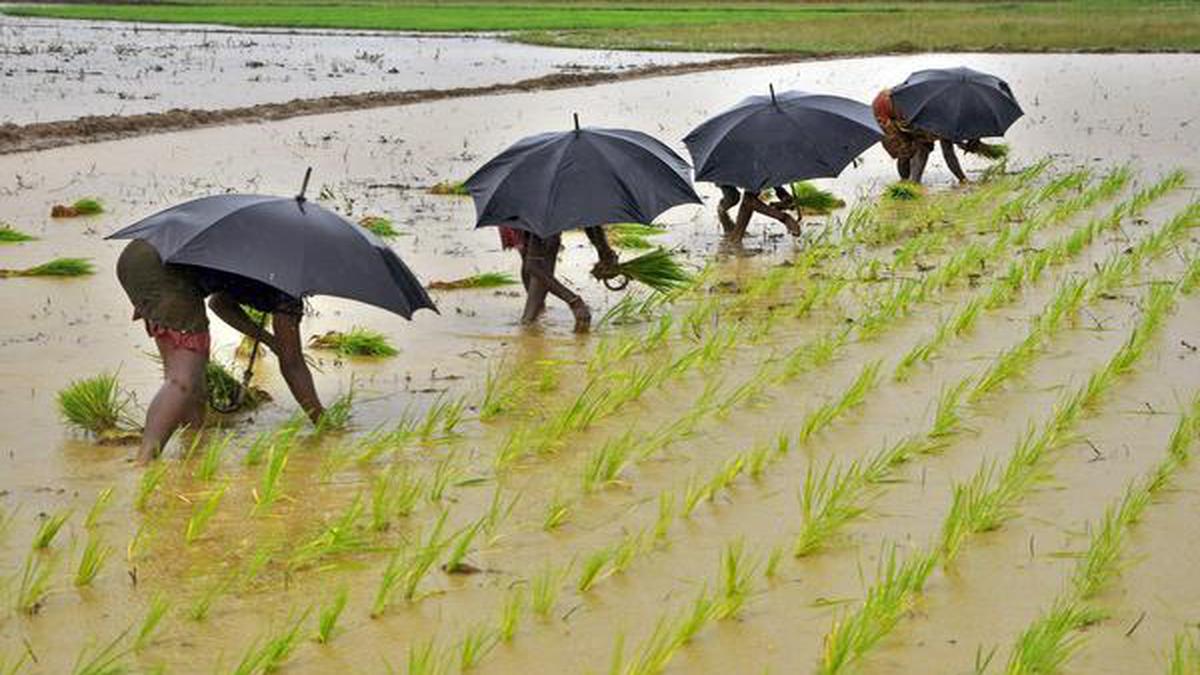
[813,267,1188,673]
[309,327,398,357]
[0,257,95,278]
[1002,392,1200,674]
[73,533,111,587]
[185,484,228,543]
[57,372,137,439]
[0,223,35,243]
[941,280,1179,564]
[797,360,881,442]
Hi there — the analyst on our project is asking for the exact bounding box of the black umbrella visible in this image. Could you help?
[890,66,1023,141]
[464,114,701,238]
[684,86,882,193]
[107,171,436,319]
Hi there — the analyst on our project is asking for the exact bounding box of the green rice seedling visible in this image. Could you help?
[194,431,231,482]
[884,181,923,201]
[372,547,408,618]
[0,224,35,243]
[681,474,710,518]
[288,496,370,570]
[1004,600,1106,675]
[444,518,484,574]
[790,181,846,214]
[72,198,104,215]
[498,587,524,642]
[800,360,881,442]
[14,552,53,614]
[358,215,399,238]
[795,460,866,557]
[402,511,450,602]
[185,484,227,543]
[927,377,972,445]
[582,432,637,492]
[577,547,614,592]
[478,360,528,421]
[745,442,772,480]
[428,272,518,290]
[237,611,310,674]
[71,626,133,675]
[427,453,459,502]
[1,652,29,675]
[404,638,448,675]
[1169,631,1200,675]
[653,491,674,544]
[675,586,718,645]
[1071,484,1151,600]
[765,545,784,579]
[315,586,348,644]
[818,546,936,674]
[457,624,498,671]
[57,372,135,437]
[316,389,355,434]
[134,593,169,650]
[1,257,95,278]
[309,327,398,357]
[482,488,518,544]
[715,539,758,620]
[623,615,679,675]
[371,468,397,532]
[417,395,466,442]
[429,180,469,196]
[188,576,231,621]
[84,487,114,529]
[612,530,644,575]
[253,442,291,516]
[705,455,746,502]
[610,248,693,293]
[33,509,71,549]
[134,463,167,511]
[542,494,571,530]
[74,533,111,586]
[531,564,565,619]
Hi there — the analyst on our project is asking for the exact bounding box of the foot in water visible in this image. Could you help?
[570,298,592,333]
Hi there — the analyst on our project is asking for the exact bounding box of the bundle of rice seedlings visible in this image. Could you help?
[964,141,1009,161]
[57,372,139,441]
[358,215,399,239]
[50,198,104,217]
[428,272,518,290]
[607,223,665,250]
[885,181,924,201]
[309,327,398,357]
[610,248,693,293]
[0,257,94,278]
[206,361,268,412]
[789,182,846,214]
[429,181,469,196]
[0,224,35,243]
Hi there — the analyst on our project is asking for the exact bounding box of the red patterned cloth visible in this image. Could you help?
[146,321,211,355]
[499,226,526,250]
[873,88,934,160]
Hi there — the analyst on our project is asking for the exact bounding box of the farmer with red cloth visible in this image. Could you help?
[499,225,618,333]
[873,87,976,185]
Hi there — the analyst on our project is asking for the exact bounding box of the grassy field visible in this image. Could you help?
[5,1,1199,54]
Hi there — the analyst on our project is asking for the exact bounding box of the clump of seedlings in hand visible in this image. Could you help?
[610,248,693,293]
[0,224,34,243]
[74,533,111,587]
[185,484,228,544]
[57,372,138,440]
[315,586,348,644]
[0,257,95,278]
[789,181,846,214]
[358,215,399,238]
[428,271,518,290]
[309,327,398,357]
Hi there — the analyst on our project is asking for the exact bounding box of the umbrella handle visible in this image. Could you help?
[603,274,630,291]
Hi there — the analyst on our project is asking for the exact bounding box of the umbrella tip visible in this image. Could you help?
[573,112,580,132]
[297,166,312,202]
[770,84,777,105]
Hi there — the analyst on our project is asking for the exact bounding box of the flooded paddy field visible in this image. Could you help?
[0,14,727,125]
[1,52,1199,673]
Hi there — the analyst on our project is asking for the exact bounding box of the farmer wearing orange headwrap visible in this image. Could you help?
[873,87,980,185]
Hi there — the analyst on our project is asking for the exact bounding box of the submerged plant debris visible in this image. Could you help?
[428,272,519,290]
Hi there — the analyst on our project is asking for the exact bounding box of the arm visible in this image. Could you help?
[940,139,967,184]
[272,312,324,424]
[585,226,618,266]
[209,292,277,351]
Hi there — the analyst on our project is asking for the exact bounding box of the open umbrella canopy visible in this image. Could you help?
[891,66,1023,141]
[464,118,701,239]
[684,87,882,193]
[107,192,436,319]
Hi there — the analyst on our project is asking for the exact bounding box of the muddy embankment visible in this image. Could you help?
[0,54,802,155]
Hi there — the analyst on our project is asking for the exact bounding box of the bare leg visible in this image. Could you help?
[523,234,590,332]
[749,193,802,236]
[897,157,911,180]
[520,235,553,324]
[909,144,931,184]
[139,338,207,464]
[727,190,756,244]
[941,139,967,183]
[717,185,741,234]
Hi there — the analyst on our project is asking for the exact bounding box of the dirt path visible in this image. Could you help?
[0,54,802,155]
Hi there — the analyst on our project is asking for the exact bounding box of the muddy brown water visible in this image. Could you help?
[0,53,1198,673]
